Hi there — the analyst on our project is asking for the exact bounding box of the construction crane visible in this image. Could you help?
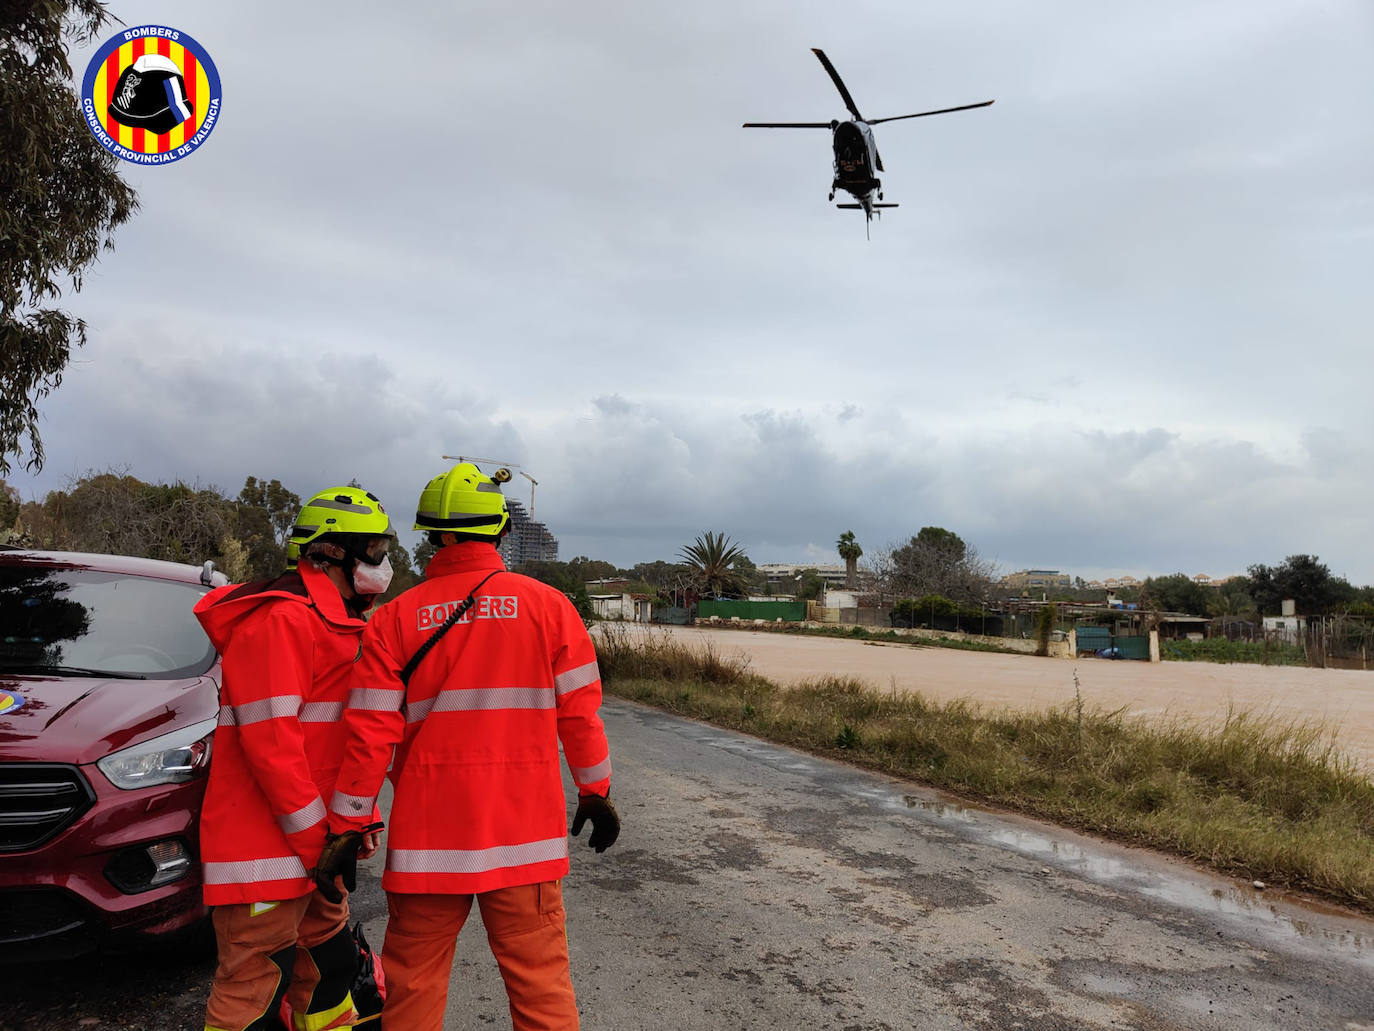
[518,471,538,517]
[441,454,538,515]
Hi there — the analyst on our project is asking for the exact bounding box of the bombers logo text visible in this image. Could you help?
[81,25,222,165]
[417,597,519,632]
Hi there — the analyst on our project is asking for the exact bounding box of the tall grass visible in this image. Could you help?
[595,624,761,685]
[596,629,1374,913]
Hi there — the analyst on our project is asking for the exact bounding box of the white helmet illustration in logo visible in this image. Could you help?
[107,54,194,135]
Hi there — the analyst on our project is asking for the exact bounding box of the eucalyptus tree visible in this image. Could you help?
[2,1,139,473]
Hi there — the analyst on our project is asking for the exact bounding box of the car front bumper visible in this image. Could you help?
[0,762,208,962]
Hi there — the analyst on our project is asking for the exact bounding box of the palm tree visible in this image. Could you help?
[679,531,748,599]
[836,530,862,588]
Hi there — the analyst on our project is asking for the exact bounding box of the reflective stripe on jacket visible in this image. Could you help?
[330,541,612,895]
[194,563,366,905]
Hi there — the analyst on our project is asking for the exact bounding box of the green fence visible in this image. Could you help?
[1115,634,1150,660]
[1075,624,1149,660]
[697,599,807,622]
[1075,626,1111,651]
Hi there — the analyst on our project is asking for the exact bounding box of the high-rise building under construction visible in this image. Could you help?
[499,497,558,567]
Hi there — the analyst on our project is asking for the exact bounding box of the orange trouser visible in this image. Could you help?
[382,882,578,1031]
[205,888,355,1031]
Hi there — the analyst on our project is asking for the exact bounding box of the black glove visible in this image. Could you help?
[314,822,383,903]
[570,794,620,853]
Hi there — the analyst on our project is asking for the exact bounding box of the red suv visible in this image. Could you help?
[0,549,225,961]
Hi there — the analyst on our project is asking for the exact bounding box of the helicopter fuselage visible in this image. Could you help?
[831,119,880,212]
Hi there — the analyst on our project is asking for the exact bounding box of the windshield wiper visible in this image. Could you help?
[1,664,147,680]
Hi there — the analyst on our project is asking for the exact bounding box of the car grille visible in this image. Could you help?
[0,763,95,852]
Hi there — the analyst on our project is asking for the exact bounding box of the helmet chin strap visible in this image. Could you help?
[304,543,369,599]
[327,554,380,616]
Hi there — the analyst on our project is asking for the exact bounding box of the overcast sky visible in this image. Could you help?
[14,0,1374,582]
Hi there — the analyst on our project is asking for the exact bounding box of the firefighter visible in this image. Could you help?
[194,486,396,1031]
[322,462,619,1031]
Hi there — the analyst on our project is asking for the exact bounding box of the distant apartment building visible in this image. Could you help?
[1193,573,1237,587]
[1087,573,1234,590]
[1001,569,1072,591]
[498,497,558,567]
[757,563,850,587]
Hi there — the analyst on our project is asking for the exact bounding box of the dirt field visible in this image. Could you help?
[634,625,1374,772]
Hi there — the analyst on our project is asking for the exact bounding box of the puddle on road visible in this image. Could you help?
[643,709,1374,969]
[886,794,1373,965]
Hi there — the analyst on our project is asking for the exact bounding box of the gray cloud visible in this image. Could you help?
[11,0,1374,585]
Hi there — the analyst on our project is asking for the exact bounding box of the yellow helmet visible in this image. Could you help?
[414,463,510,538]
[289,486,396,552]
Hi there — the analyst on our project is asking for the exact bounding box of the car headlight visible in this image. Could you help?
[97,718,216,790]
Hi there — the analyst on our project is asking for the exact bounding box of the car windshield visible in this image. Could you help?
[0,565,216,679]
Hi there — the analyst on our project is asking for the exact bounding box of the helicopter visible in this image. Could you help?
[744,48,993,234]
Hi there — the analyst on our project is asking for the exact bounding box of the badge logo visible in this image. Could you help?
[0,690,26,717]
[80,25,221,165]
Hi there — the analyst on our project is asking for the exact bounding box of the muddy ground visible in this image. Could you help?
[637,624,1374,771]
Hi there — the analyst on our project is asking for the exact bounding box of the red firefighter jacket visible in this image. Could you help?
[194,563,367,905]
[329,542,612,895]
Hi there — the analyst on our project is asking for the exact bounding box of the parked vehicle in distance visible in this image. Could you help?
[1096,646,1125,659]
[0,549,225,961]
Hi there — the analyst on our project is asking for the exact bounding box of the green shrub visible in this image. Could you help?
[1162,637,1306,666]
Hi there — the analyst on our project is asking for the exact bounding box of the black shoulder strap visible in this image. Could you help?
[399,569,503,686]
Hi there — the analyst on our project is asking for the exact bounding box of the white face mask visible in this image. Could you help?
[352,555,393,596]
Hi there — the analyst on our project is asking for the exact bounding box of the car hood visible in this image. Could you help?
[0,673,220,765]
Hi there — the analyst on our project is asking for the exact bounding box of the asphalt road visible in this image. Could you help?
[8,698,1373,1029]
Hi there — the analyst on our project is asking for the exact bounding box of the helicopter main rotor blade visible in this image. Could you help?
[742,122,833,128]
[811,48,864,121]
[867,99,995,124]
